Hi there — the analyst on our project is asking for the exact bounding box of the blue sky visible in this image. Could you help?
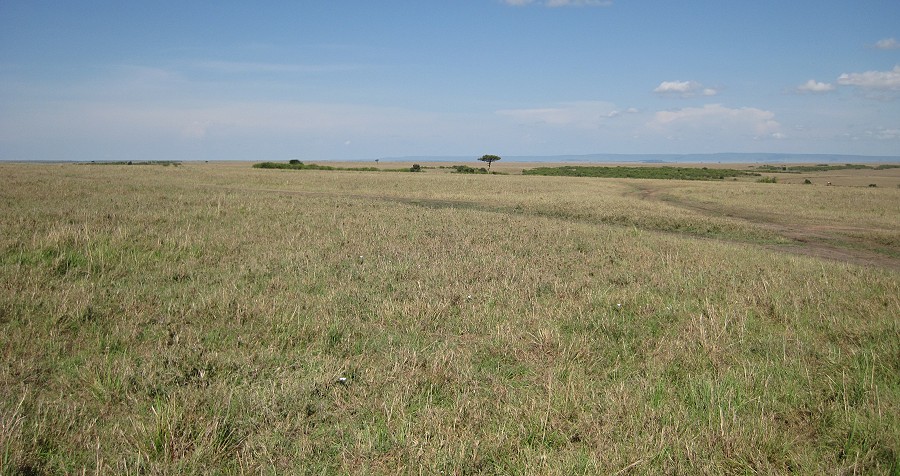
[1,1,899,161]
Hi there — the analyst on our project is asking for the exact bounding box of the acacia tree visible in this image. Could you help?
[478,154,501,169]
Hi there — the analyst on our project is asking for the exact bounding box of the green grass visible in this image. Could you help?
[1,163,898,474]
[523,165,758,180]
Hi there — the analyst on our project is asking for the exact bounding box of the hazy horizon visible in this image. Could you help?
[7,151,900,165]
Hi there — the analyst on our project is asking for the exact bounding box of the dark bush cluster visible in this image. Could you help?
[523,166,757,181]
[451,165,491,174]
[253,162,378,172]
[757,164,900,173]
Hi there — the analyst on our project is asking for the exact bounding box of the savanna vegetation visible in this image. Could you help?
[754,163,900,173]
[253,161,422,173]
[254,161,380,172]
[523,165,759,181]
[1,162,898,474]
[450,165,496,175]
[79,160,182,166]
[478,155,502,170]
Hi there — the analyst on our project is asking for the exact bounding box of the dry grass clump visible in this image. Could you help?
[1,163,898,474]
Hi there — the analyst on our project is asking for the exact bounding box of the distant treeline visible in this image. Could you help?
[254,161,378,171]
[253,161,419,172]
[522,166,759,180]
[80,160,181,166]
[754,164,900,173]
[438,165,502,174]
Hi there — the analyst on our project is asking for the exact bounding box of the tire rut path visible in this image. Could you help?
[629,183,900,272]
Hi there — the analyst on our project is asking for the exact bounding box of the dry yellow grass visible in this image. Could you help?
[1,162,898,474]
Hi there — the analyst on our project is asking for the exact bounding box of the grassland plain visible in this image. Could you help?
[0,162,898,474]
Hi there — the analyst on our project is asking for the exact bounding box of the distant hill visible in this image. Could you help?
[376,153,900,164]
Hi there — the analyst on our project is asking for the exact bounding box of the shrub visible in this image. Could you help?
[756,176,777,183]
[804,179,812,184]
[451,165,491,174]
[410,164,421,172]
[289,159,303,165]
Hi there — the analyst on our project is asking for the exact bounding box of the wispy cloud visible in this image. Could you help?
[874,38,900,50]
[837,65,900,90]
[865,127,900,140]
[648,104,780,139]
[496,101,633,128]
[502,0,613,7]
[653,80,718,98]
[797,79,835,93]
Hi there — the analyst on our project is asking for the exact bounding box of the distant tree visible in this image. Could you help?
[478,154,501,169]
[410,163,421,172]
[289,159,302,165]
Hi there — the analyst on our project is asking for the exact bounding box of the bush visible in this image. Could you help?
[756,176,778,183]
[451,165,491,174]
[410,164,421,172]
[804,179,812,184]
[289,159,303,165]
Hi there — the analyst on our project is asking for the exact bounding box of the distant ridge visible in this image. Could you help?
[376,153,900,164]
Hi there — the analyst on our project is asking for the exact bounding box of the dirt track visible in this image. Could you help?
[228,182,900,272]
[629,183,900,272]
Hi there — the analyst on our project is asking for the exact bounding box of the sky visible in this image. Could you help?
[1,1,899,161]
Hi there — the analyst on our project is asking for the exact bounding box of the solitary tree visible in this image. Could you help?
[478,154,501,170]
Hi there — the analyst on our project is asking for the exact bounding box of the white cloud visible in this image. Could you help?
[874,38,900,50]
[654,81,694,94]
[648,104,780,138]
[837,65,900,90]
[865,128,900,140]
[497,101,631,128]
[653,80,718,97]
[797,79,835,93]
[605,107,639,118]
[502,0,612,6]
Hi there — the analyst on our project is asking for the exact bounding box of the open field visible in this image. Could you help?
[1,162,898,474]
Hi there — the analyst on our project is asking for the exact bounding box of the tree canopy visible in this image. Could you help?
[478,154,501,169]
